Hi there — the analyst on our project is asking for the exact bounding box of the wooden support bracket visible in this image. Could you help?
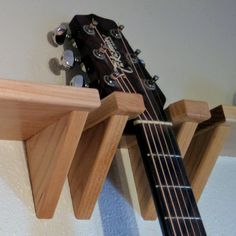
[184,105,236,200]
[0,79,100,218]
[120,100,210,220]
[68,92,145,219]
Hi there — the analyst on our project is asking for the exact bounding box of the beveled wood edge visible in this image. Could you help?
[166,99,211,125]
[84,92,145,130]
[0,78,101,111]
[197,105,236,131]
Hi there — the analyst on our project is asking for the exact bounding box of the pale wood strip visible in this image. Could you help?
[0,78,100,110]
[175,122,198,157]
[195,105,236,156]
[68,115,128,219]
[84,92,145,130]
[26,111,88,218]
[167,99,210,124]
[184,125,230,200]
[0,79,100,140]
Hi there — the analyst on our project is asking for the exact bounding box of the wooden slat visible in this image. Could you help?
[0,79,100,140]
[26,111,88,218]
[69,115,127,219]
[68,92,145,219]
[84,92,145,130]
[167,99,210,124]
[184,125,230,200]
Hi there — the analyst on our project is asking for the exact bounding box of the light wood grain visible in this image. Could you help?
[68,92,145,219]
[69,115,127,219]
[195,105,236,156]
[122,99,210,220]
[184,125,230,200]
[0,78,100,140]
[26,111,88,218]
[84,91,145,130]
[175,122,198,157]
[167,99,210,124]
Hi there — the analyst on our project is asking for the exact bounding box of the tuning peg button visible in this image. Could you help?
[135,49,141,56]
[52,25,68,45]
[70,74,84,87]
[152,75,159,82]
[61,50,75,69]
[148,75,159,85]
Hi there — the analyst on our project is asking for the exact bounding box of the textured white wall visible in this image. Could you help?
[0,0,235,235]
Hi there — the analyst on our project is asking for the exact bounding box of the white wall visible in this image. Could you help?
[0,0,235,235]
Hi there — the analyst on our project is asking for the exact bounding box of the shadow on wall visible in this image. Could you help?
[98,154,140,236]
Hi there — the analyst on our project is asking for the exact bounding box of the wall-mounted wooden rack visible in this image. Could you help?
[0,78,100,219]
[1,80,234,221]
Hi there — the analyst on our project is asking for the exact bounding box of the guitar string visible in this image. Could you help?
[117,32,194,235]
[93,26,183,236]
[120,31,203,235]
[134,62,202,235]
[117,79,178,236]
[93,21,203,235]
[153,93,203,235]
[133,48,202,235]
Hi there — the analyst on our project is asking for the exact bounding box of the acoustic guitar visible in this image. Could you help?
[52,14,206,236]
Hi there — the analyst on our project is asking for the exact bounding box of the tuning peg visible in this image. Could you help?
[134,49,141,56]
[70,74,85,87]
[91,18,98,27]
[61,50,74,69]
[118,25,125,31]
[61,50,80,70]
[139,59,146,67]
[149,75,159,84]
[52,24,71,46]
[152,75,159,82]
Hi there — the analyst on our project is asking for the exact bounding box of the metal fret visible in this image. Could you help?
[147,153,181,158]
[156,185,191,189]
[133,119,173,126]
[165,217,202,221]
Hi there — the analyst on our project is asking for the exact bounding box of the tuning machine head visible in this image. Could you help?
[110,24,124,39]
[61,50,80,70]
[144,75,159,90]
[134,49,141,56]
[52,24,71,46]
[118,25,125,31]
[152,75,159,83]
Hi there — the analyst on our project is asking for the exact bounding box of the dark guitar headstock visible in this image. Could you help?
[51,14,166,119]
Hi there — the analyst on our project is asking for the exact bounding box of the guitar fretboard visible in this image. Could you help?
[135,123,206,236]
[68,14,207,236]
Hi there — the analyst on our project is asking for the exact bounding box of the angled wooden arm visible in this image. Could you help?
[167,99,211,156]
[0,78,100,218]
[68,92,145,219]
[120,100,210,220]
[184,105,236,201]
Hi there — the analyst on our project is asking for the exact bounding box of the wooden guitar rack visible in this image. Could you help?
[68,94,225,221]
[0,79,100,219]
[1,79,234,221]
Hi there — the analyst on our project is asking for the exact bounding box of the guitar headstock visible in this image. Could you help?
[51,14,166,116]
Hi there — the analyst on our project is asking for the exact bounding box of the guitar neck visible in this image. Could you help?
[134,122,206,236]
[65,13,207,235]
